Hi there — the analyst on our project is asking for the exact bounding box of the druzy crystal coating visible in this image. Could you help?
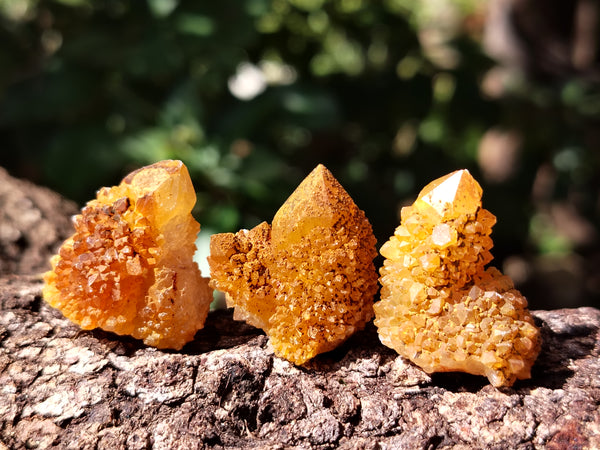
[375,170,541,387]
[43,160,213,350]
[208,165,379,365]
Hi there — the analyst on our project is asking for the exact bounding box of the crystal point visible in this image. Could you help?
[209,165,378,365]
[43,160,213,350]
[272,164,349,248]
[375,170,541,387]
[416,169,483,219]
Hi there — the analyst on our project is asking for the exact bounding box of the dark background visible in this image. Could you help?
[1,0,599,309]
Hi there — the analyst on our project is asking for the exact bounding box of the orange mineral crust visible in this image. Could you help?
[375,170,541,387]
[209,164,378,365]
[43,160,212,350]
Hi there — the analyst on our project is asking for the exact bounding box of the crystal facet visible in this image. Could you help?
[209,165,378,365]
[375,169,541,387]
[43,160,213,350]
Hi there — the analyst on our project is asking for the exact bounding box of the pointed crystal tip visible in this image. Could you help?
[416,169,483,218]
[272,164,355,247]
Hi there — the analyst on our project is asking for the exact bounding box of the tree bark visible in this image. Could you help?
[0,167,78,277]
[1,275,599,449]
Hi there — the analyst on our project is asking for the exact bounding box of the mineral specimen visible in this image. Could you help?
[375,170,541,387]
[208,164,378,364]
[43,160,213,350]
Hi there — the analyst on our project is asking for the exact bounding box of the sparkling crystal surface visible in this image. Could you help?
[209,165,378,365]
[43,160,212,350]
[375,169,541,387]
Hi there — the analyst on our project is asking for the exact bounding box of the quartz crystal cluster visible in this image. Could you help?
[209,165,378,365]
[43,160,213,350]
[375,170,541,387]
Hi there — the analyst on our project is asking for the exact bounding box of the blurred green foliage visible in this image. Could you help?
[1,0,599,308]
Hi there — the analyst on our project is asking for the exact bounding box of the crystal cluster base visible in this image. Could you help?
[43,160,212,350]
[209,165,378,364]
[375,170,541,387]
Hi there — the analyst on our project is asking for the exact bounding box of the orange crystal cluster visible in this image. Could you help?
[375,170,541,387]
[43,160,213,350]
[208,165,378,364]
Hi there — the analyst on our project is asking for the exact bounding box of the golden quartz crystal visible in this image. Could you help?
[209,164,379,365]
[375,170,541,387]
[43,160,213,350]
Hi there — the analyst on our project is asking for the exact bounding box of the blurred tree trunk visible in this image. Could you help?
[485,0,600,79]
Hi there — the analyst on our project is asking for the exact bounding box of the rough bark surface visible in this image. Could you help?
[1,277,599,449]
[1,168,599,449]
[0,167,78,276]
